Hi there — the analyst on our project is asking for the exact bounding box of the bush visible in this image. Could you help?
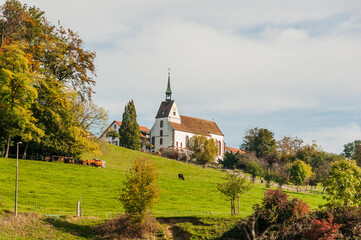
[96,214,163,239]
[318,206,361,238]
[303,216,341,240]
[160,147,179,160]
[119,157,159,223]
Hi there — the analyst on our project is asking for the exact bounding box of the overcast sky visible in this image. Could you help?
[20,0,361,153]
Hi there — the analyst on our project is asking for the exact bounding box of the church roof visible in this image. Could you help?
[155,100,175,118]
[169,115,224,136]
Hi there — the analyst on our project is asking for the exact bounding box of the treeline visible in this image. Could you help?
[0,0,108,159]
[220,127,348,190]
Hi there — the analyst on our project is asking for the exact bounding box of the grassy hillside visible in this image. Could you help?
[0,143,326,218]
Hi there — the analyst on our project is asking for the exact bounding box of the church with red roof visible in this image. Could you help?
[150,71,225,159]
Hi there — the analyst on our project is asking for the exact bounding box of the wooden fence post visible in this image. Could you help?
[77,201,80,217]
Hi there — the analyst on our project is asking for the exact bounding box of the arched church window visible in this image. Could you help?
[218,141,222,155]
[151,137,155,146]
[160,120,163,128]
[216,140,219,155]
[160,138,163,145]
[185,136,189,147]
[160,130,163,136]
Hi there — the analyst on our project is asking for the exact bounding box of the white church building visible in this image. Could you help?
[150,71,225,159]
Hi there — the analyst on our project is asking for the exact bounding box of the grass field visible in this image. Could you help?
[0,143,326,219]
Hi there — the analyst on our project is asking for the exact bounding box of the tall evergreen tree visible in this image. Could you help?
[119,100,140,150]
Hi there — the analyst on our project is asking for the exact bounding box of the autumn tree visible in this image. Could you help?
[241,127,277,158]
[118,100,141,150]
[188,135,218,166]
[119,157,159,223]
[0,43,43,157]
[73,99,109,136]
[0,0,100,158]
[324,160,361,207]
[217,173,252,215]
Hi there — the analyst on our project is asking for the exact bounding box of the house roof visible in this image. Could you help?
[226,146,245,154]
[169,115,224,136]
[114,121,150,133]
[100,120,150,139]
[156,100,175,118]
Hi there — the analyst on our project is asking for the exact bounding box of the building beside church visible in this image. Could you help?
[100,120,150,150]
[150,71,225,159]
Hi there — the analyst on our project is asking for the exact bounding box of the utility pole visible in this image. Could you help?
[15,141,22,216]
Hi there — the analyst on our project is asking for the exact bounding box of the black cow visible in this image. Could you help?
[178,173,185,180]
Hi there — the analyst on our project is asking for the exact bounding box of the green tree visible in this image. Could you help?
[188,135,218,166]
[220,151,240,169]
[324,160,361,207]
[263,168,275,188]
[342,140,361,166]
[119,157,159,223]
[290,160,312,190]
[277,136,303,162]
[241,127,277,158]
[106,130,120,143]
[217,173,252,215]
[119,100,141,150]
[245,161,263,183]
[295,141,327,169]
[0,43,43,157]
[316,161,331,194]
[272,163,290,189]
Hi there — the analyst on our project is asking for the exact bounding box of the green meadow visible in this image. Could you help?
[0,144,326,218]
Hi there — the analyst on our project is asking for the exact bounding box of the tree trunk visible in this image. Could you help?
[231,199,235,215]
[22,142,29,159]
[5,134,11,158]
[238,197,240,215]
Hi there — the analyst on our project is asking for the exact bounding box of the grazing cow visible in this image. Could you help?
[178,173,185,180]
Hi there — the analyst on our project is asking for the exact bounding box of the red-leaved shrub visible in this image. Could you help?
[303,215,341,240]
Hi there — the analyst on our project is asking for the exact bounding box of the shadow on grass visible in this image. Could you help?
[158,216,212,226]
[219,223,244,240]
[44,217,97,239]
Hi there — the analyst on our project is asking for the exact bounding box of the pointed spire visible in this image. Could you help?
[165,68,172,102]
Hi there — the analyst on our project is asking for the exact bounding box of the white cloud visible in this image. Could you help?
[17,0,361,152]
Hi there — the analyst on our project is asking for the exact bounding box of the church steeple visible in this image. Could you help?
[165,68,172,102]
